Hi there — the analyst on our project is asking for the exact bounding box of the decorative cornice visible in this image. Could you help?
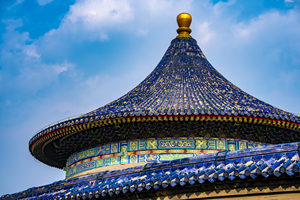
[29,114,300,169]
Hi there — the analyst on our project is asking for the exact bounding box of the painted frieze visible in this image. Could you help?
[66,137,265,178]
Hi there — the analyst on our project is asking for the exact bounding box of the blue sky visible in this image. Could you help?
[0,0,300,196]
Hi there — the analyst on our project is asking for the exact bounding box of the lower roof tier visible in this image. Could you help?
[30,115,300,169]
[4,142,300,200]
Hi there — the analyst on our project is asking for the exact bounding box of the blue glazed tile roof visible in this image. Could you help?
[82,37,299,121]
[4,142,300,200]
[29,37,300,152]
[29,36,300,171]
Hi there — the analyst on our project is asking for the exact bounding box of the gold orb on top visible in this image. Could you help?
[176,13,192,38]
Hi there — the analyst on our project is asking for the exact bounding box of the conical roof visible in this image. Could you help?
[82,36,298,121]
[29,14,300,169]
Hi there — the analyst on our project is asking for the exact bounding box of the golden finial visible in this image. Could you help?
[176,13,192,38]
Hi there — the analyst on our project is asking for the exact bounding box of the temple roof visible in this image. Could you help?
[4,142,300,200]
[81,36,298,121]
[29,13,300,169]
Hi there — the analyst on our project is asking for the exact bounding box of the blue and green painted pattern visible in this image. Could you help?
[66,137,265,178]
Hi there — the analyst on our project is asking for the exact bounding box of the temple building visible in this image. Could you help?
[2,13,300,200]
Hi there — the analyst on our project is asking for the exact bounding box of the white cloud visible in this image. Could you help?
[195,22,215,45]
[141,0,192,16]
[0,20,74,93]
[52,61,73,74]
[66,0,132,26]
[34,0,136,56]
[42,0,193,43]
[234,11,300,42]
[24,45,40,58]
[56,0,133,41]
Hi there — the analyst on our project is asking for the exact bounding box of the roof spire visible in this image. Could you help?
[176,13,192,38]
